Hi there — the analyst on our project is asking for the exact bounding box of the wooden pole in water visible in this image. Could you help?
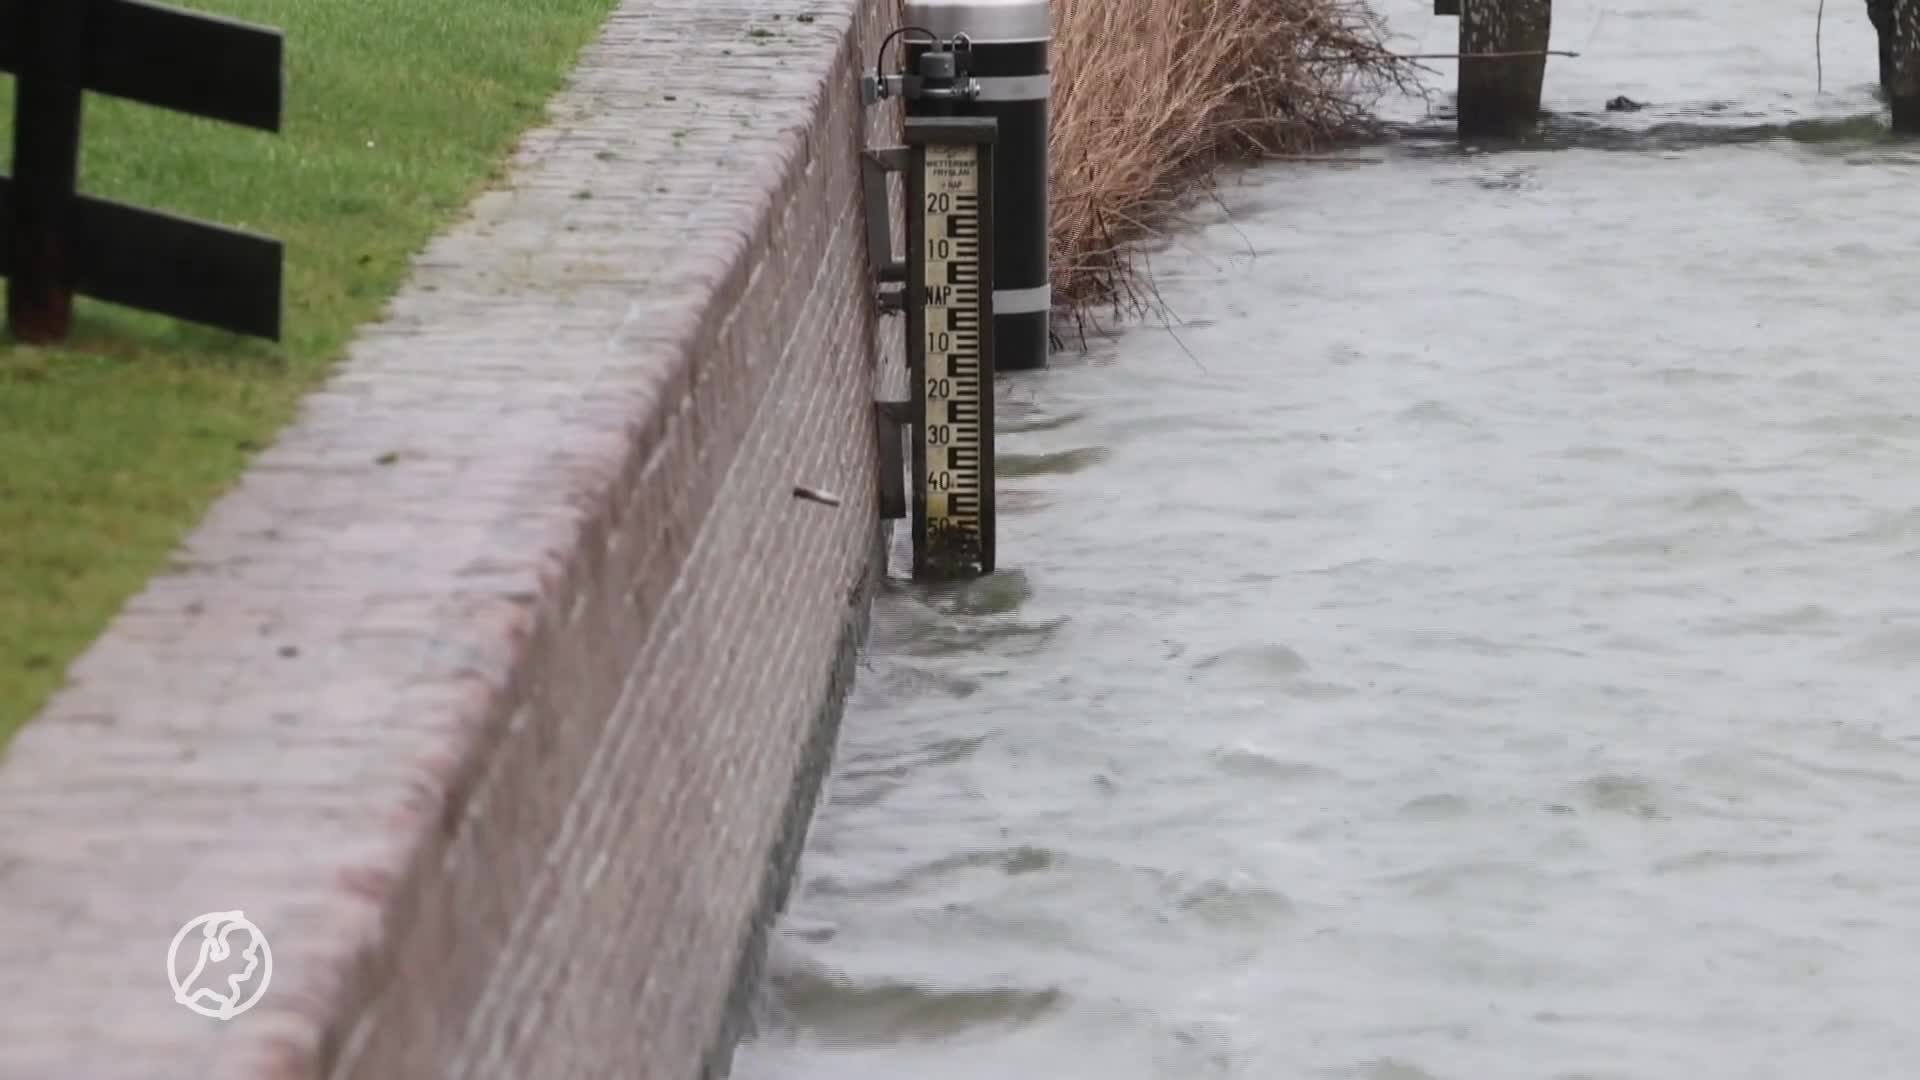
[1868,0,1895,95]
[1456,0,1553,138]
[1890,0,1920,132]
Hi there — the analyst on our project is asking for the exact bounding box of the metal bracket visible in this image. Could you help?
[859,147,910,309]
[875,400,911,519]
[861,73,902,105]
[862,73,981,106]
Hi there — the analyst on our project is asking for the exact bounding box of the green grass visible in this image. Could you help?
[0,0,619,742]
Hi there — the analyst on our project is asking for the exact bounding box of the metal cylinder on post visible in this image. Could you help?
[904,0,1050,372]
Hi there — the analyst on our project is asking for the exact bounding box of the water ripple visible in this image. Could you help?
[767,967,1067,1043]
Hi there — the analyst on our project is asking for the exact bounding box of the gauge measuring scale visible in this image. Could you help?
[905,116,997,579]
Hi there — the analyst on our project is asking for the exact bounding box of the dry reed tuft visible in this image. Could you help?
[1047,0,1419,334]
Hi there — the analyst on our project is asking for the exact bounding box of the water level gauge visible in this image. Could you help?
[906,116,998,579]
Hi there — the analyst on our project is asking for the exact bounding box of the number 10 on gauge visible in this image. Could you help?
[905,116,998,580]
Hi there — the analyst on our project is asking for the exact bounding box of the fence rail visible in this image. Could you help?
[0,0,285,344]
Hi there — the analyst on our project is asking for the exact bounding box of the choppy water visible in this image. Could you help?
[733,1,1920,1077]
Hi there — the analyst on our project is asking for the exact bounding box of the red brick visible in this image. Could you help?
[0,0,906,1075]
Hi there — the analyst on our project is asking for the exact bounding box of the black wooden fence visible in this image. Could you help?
[0,0,285,345]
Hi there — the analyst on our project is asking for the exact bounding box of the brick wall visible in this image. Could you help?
[0,0,905,1076]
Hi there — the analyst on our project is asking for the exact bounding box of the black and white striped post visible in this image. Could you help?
[904,0,1050,371]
